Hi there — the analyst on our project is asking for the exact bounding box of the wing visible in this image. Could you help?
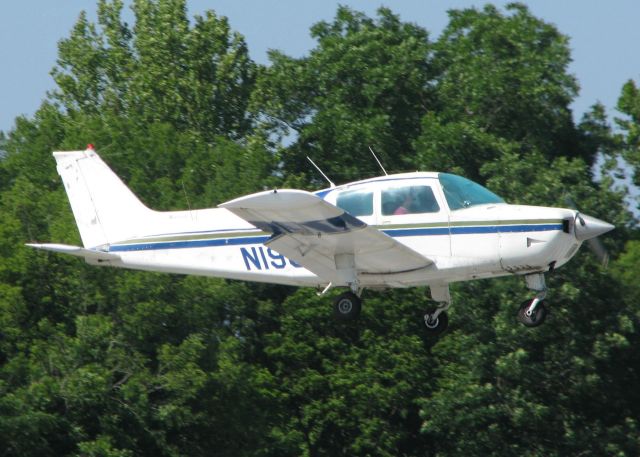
[220,189,433,285]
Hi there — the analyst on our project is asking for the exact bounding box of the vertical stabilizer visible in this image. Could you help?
[54,148,155,248]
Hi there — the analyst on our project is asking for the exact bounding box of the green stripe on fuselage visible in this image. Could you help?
[112,219,563,246]
[114,229,268,245]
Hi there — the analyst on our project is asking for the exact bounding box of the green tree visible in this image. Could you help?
[253,6,435,185]
[419,153,635,455]
[616,79,640,208]
[51,0,266,211]
[409,4,637,456]
[53,0,255,141]
[0,2,274,456]
[258,288,436,456]
[416,3,584,182]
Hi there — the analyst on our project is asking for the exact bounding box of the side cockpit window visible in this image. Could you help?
[438,173,504,210]
[381,186,440,216]
[336,189,374,216]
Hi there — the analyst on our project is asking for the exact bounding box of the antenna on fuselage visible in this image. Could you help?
[306,156,336,188]
[368,146,388,176]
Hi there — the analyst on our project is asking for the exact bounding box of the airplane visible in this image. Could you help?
[27,146,614,335]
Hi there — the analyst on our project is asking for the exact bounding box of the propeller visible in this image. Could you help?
[563,195,614,268]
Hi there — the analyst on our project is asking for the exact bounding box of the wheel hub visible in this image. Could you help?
[517,299,547,327]
[424,314,439,329]
[338,299,353,314]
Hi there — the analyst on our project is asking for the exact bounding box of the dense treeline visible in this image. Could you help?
[1,1,639,455]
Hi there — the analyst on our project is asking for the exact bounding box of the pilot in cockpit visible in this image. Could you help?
[391,187,440,215]
[394,192,413,215]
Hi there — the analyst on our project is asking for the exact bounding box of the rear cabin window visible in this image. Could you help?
[381,185,440,216]
[336,189,374,216]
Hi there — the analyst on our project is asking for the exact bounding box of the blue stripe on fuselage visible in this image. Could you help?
[382,223,563,238]
[107,223,563,252]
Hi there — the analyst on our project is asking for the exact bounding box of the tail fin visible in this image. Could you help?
[54,148,155,248]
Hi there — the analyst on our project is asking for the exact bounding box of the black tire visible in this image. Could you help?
[517,299,547,327]
[333,292,362,321]
[423,309,449,336]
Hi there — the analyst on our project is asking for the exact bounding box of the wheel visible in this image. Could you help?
[333,292,362,321]
[517,299,547,327]
[423,309,449,336]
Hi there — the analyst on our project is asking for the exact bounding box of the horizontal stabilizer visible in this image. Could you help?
[26,243,120,262]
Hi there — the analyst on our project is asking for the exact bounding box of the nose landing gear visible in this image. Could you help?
[517,273,548,327]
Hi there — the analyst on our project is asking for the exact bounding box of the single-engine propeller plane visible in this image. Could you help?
[28,146,614,334]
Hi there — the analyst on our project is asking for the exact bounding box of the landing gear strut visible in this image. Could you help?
[517,273,548,327]
[423,284,451,336]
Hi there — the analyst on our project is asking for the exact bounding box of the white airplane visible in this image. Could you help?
[28,146,614,334]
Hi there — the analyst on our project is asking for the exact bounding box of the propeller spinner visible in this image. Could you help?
[574,213,615,242]
[573,212,615,267]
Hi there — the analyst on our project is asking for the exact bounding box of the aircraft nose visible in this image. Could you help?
[574,213,615,241]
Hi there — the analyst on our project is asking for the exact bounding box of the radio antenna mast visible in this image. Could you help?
[369,146,388,176]
[306,156,336,188]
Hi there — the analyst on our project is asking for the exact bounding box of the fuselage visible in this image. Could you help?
[102,172,582,289]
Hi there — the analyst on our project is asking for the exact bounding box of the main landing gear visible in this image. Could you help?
[423,284,451,336]
[328,282,452,336]
[517,273,548,327]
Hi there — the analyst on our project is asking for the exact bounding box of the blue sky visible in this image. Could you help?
[1,1,639,134]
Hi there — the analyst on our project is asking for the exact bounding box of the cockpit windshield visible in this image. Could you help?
[438,173,504,210]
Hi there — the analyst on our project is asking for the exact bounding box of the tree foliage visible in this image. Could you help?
[253,6,435,184]
[1,2,639,456]
[617,78,640,196]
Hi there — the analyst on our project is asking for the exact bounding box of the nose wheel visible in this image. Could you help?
[517,298,547,327]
